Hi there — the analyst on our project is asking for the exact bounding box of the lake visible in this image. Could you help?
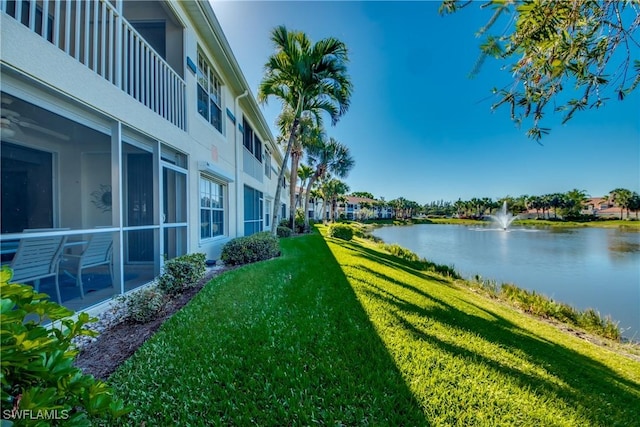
[371,224,640,340]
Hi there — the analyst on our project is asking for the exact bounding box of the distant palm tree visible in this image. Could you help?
[563,189,588,218]
[548,193,565,219]
[628,192,640,219]
[609,188,633,219]
[303,137,354,230]
[527,195,543,219]
[540,194,552,219]
[320,178,350,222]
[296,164,314,209]
[258,25,352,234]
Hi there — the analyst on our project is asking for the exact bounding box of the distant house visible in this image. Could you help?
[582,197,619,217]
[337,196,392,220]
[0,0,288,311]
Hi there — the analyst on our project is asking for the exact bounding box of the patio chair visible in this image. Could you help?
[8,234,67,303]
[62,232,113,299]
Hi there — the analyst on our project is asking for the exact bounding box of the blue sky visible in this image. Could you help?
[211,1,640,204]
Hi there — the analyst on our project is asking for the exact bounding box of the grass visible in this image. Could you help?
[107,227,640,426]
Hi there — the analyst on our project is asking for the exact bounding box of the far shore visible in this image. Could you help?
[359,217,640,229]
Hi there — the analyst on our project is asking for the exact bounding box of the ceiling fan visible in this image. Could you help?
[1,96,70,141]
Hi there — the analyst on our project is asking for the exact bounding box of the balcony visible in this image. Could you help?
[1,0,186,130]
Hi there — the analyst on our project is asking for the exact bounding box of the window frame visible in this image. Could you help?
[196,50,223,133]
[242,118,263,163]
[264,148,272,179]
[199,174,226,241]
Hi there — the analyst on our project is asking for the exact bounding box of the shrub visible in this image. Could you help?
[122,285,166,323]
[294,208,306,233]
[327,223,354,241]
[381,243,461,279]
[500,284,621,340]
[220,232,280,266]
[383,243,420,262]
[0,267,129,425]
[279,219,290,228]
[158,253,206,296]
[277,226,292,238]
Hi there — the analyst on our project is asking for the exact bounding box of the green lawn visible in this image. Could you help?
[107,227,640,426]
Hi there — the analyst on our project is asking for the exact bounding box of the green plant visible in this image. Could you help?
[0,267,129,426]
[279,219,290,228]
[294,208,306,233]
[121,285,166,323]
[220,232,280,266]
[381,243,461,279]
[158,253,206,296]
[327,223,353,241]
[500,284,621,340]
[383,243,420,262]
[277,226,292,238]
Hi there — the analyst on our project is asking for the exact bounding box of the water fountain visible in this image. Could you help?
[487,201,518,230]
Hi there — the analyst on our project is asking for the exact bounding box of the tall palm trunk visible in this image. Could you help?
[288,149,301,230]
[321,199,328,223]
[270,119,299,235]
[302,173,320,231]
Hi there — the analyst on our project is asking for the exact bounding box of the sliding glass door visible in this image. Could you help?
[125,151,154,262]
[162,163,187,259]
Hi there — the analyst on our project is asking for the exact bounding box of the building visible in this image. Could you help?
[336,196,393,221]
[0,0,288,311]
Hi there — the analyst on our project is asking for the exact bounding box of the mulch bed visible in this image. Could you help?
[73,268,228,380]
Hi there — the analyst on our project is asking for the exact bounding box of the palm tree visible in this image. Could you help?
[258,26,352,234]
[319,178,350,222]
[609,188,633,219]
[628,192,640,219]
[563,189,588,218]
[453,199,465,218]
[275,108,316,223]
[308,188,323,221]
[302,137,354,230]
[540,194,552,219]
[527,195,543,219]
[296,164,314,210]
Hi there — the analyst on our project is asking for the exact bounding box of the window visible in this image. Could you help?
[244,185,263,236]
[242,118,262,162]
[197,51,223,132]
[264,149,272,178]
[265,199,272,228]
[200,176,225,239]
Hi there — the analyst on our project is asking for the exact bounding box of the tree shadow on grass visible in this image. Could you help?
[321,235,640,425]
[334,237,454,285]
[267,232,431,425]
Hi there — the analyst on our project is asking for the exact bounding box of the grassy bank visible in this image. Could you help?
[107,228,640,425]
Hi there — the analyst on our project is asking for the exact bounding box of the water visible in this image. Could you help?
[487,201,518,230]
[372,224,640,339]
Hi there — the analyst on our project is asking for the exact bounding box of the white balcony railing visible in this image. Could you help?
[1,0,186,130]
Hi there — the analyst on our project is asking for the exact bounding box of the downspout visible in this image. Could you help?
[234,90,249,237]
